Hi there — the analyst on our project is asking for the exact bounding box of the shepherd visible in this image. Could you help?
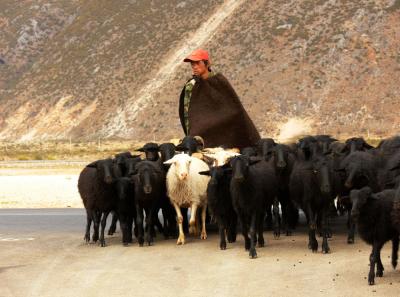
[178,49,260,149]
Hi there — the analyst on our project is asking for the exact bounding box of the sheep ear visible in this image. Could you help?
[175,144,186,151]
[86,161,98,168]
[198,170,211,176]
[249,157,262,165]
[222,167,233,174]
[334,167,345,172]
[163,159,175,165]
[390,163,400,171]
[136,147,145,152]
[363,143,374,150]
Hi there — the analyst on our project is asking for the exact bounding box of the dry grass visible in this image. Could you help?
[0,137,384,161]
[0,140,145,161]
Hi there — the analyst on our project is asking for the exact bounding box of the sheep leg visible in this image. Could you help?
[127,215,134,243]
[172,202,185,245]
[257,214,265,247]
[227,213,237,243]
[181,207,189,234]
[99,211,109,247]
[217,217,227,250]
[321,207,331,254]
[392,236,399,269]
[200,205,207,239]
[135,204,145,246]
[161,207,169,239]
[91,210,100,243]
[306,204,318,252]
[84,209,92,243]
[189,204,199,236]
[108,211,118,235]
[119,213,129,246]
[249,213,257,259]
[368,242,383,285]
[272,198,281,239]
[145,207,156,246]
[347,206,355,244]
[240,215,251,251]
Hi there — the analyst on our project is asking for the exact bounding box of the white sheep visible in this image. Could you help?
[164,153,210,245]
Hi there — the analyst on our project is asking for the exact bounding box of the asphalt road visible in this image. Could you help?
[0,209,399,297]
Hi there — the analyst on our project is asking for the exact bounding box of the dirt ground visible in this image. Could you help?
[0,227,399,297]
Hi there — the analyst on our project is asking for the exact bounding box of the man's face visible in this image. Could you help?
[190,60,208,77]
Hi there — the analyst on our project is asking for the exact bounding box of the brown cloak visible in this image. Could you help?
[179,73,260,149]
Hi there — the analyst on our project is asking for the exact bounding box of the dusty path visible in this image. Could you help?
[0,161,83,208]
[0,209,399,297]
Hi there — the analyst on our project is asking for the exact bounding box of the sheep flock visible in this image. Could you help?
[78,135,400,285]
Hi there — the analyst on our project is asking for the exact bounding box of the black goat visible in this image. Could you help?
[289,154,334,253]
[78,158,118,247]
[229,155,278,258]
[199,165,237,250]
[350,187,399,285]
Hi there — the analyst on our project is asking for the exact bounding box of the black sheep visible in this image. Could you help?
[108,152,141,236]
[240,146,257,157]
[158,142,178,238]
[131,160,164,246]
[269,144,299,236]
[289,154,334,253]
[350,187,399,285]
[77,158,118,247]
[229,155,278,258]
[114,177,136,245]
[176,136,204,155]
[255,138,276,160]
[199,165,237,250]
[342,137,374,154]
[137,142,160,161]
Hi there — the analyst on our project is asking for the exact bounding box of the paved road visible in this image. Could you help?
[0,209,399,297]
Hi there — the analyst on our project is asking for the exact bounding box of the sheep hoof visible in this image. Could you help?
[249,249,257,259]
[176,236,185,245]
[201,232,207,240]
[392,260,397,269]
[347,238,354,244]
[376,270,383,277]
[274,231,280,239]
[220,242,227,250]
[100,241,106,247]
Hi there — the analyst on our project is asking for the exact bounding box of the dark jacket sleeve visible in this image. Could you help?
[178,85,187,135]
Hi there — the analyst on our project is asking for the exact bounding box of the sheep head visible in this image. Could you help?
[164,153,193,181]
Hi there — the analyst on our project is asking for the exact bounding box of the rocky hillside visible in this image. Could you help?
[0,0,399,141]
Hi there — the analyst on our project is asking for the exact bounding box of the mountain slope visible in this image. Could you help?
[0,0,399,141]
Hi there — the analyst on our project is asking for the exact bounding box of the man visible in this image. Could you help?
[178,49,260,149]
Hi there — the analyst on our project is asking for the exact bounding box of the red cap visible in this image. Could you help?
[183,49,210,64]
